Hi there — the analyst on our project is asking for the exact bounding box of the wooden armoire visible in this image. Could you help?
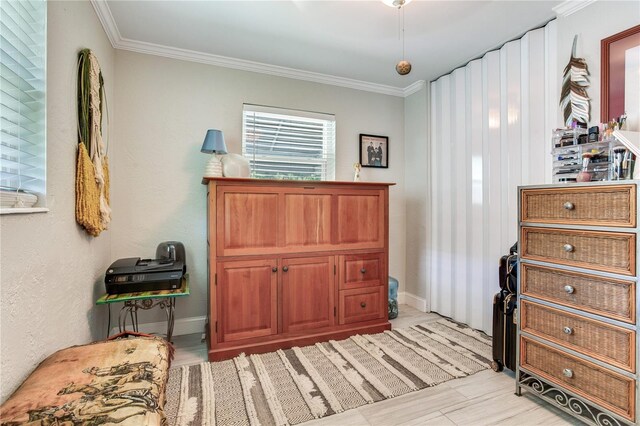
[204,177,394,361]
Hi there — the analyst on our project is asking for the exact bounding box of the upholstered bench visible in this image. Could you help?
[0,334,172,425]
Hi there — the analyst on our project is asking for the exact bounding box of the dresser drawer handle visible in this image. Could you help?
[563,244,574,253]
[563,326,573,335]
[562,368,574,378]
[563,202,575,210]
[360,302,367,308]
[564,285,575,294]
[360,268,367,274]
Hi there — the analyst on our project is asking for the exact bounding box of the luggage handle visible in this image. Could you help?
[504,254,518,294]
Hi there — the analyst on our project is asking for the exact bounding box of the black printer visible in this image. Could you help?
[105,257,185,294]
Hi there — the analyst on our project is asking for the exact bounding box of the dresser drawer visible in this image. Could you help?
[521,264,636,324]
[521,300,635,372]
[339,287,385,324]
[339,253,384,290]
[521,185,636,227]
[521,337,635,421]
[521,227,636,276]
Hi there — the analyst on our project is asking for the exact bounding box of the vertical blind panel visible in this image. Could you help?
[452,68,468,323]
[429,21,556,335]
[0,0,46,198]
[242,105,335,181]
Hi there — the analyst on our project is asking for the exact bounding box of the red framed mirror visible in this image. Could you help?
[601,24,640,126]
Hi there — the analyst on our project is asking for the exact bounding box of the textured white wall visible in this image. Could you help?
[429,23,556,334]
[0,1,115,402]
[403,85,429,303]
[111,50,406,324]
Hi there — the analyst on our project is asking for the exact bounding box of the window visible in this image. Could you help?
[0,0,46,211]
[242,104,335,181]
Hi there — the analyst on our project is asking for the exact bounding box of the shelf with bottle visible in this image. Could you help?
[551,127,588,149]
[552,141,611,183]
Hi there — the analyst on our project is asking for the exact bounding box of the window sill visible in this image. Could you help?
[0,207,49,215]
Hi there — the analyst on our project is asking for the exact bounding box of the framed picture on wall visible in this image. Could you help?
[601,24,640,130]
[359,134,388,168]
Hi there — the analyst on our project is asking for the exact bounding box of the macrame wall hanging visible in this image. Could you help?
[76,49,111,236]
[560,35,591,127]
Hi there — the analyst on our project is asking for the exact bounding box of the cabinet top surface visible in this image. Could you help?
[519,181,639,191]
[202,177,396,187]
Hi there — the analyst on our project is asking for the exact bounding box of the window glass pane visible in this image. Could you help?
[242,104,335,181]
[0,0,46,208]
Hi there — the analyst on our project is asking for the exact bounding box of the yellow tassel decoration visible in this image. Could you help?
[76,143,103,236]
[75,49,111,236]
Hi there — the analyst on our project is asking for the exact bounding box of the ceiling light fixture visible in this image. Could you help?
[394,2,412,75]
[382,0,412,75]
[381,0,412,8]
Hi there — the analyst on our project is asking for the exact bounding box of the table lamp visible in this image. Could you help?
[201,129,228,177]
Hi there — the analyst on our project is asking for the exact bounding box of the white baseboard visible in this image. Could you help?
[110,294,428,337]
[401,292,428,312]
[111,315,206,337]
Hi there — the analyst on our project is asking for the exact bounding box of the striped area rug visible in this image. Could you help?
[164,318,491,425]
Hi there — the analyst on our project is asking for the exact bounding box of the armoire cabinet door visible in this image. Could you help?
[217,259,278,342]
[281,256,335,333]
[282,190,333,251]
[336,190,385,249]
[217,187,280,256]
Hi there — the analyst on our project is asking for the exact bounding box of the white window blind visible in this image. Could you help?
[242,104,336,181]
[0,0,46,209]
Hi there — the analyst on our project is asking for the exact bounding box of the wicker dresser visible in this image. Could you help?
[516,182,639,426]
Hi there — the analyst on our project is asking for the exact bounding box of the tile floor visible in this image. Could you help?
[170,305,577,426]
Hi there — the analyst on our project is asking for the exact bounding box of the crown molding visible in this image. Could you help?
[552,0,597,17]
[403,80,426,97]
[116,38,407,97]
[90,0,122,46]
[90,0,411,97]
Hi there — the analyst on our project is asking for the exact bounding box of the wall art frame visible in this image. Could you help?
[359,134,388,169]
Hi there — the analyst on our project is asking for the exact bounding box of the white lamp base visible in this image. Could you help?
[204,154,223,177]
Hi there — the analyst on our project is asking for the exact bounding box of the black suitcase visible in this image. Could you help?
[491,288,517,372]
[491,242,518,372]
[499,243,518,292]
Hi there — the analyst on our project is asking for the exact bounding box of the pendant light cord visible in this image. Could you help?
[402,7,405,60]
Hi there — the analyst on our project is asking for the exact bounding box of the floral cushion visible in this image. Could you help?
[0,336,172,425]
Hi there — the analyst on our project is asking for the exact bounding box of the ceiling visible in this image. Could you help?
[102,0,562,94]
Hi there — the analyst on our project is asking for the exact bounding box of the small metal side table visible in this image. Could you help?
[96,275,189,342]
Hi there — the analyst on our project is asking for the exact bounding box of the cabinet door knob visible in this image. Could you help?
[564,285,575,294]
[360,302,367,308]
[563,202,575,210]
[563,244,574,253]
[563,326,573,335]
[562,368,573,378]
[272,267,278,273]
[360,268,367,274]
[282,266,289,272]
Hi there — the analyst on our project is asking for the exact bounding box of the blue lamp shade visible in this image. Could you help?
[201,129,228,154]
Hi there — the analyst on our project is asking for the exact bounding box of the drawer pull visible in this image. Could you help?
[360,302,367,308]
[563,326,573,335]
[282,266,289,272]
[360,268,367,274]
[563,285,575,294]
[272,267,278,273]
[562,368,574,378]
[563,244,574,253]
[563,202,575,210]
